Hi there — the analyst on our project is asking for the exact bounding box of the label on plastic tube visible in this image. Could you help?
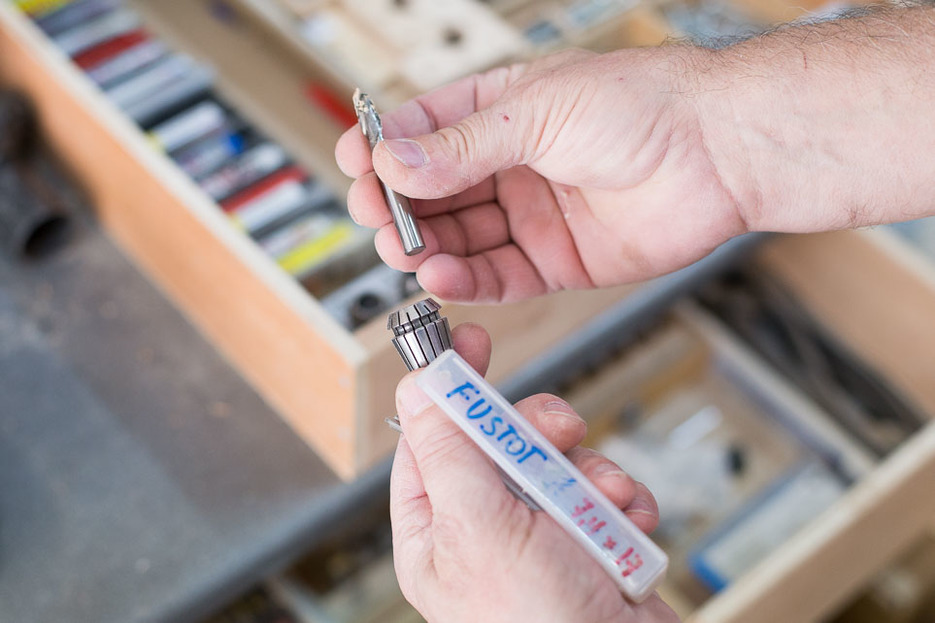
[105,54,195,108]
[228,179,307,234]
[149,101,227,153]
[417,350,669,603]
[36,0,120,36]
[87,39,168,88]
[174,132,245,179]
[53,8,139,57]
[198,142,288,201]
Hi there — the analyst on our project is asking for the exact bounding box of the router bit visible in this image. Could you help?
[353,88,425,256]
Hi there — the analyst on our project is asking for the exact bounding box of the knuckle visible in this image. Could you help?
[441,118,484,164]
[533,391,564,405]
[482,64,516,90]
[527,47,594,75]
[567,446,609,472]
[436,117,498,189]
[394,516,430,544]
[414,426,467,473]
[551,47,591,65]
[432,509,473,552]
[566,445,600,462]
[506,69,585,161]
[514,392,558,413]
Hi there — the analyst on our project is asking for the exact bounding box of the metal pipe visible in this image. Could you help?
[0,89,70,258]
[0,89,37,164]
[0,165,70,258]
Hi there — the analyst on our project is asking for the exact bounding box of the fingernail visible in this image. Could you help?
[626,495,656,516]
[397,376,433,417]
[593,463,629,480]
[384,139,428,168]
[346,201,362,225]
[544,400,584,424]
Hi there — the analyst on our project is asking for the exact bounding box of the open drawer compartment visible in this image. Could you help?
[690,230,935,623]
[0,1,648,478]
[561,229,935,623]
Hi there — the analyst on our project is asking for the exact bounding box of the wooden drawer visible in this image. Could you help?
[226,0,675,108]
[257,229,935,623]
[563,229,935,623]
[0,2,640,478]
[690,230,935,623]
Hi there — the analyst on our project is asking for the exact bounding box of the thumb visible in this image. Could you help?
[396,373,515,528]
[374,105,527,199]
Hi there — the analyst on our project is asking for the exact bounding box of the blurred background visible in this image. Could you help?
[1,1,934,622]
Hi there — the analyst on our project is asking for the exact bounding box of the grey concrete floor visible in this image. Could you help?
[0,212,390,623]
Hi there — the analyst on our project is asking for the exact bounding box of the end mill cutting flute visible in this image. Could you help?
[353,89,425,256]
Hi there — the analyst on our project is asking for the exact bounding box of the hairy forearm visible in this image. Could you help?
[691,3,935,232]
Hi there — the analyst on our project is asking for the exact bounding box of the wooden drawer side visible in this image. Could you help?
[685,230,935,622]
[759,230,935,416]
[689,421,935,623]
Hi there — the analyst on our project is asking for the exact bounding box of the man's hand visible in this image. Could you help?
[337,48,745,303]
[337,4,935,305]
[390,323,680,623]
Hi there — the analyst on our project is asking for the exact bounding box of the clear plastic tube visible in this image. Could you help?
[417,349,669,602]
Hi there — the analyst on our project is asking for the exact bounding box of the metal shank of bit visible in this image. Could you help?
[385,298,540,511]
[353,89,425,256]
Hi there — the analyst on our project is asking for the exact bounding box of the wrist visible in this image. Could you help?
[680,44,810,234]
[653,44,764,237]
[687,37,865,234]
[687,8,935,234]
